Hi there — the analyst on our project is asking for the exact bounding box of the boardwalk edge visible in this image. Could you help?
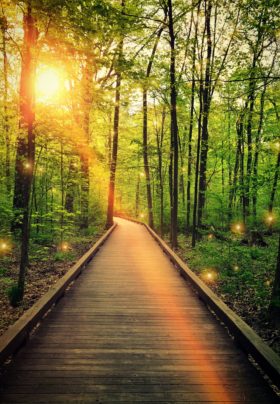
[0,223,117,366]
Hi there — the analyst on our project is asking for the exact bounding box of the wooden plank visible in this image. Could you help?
[0,217,278,403]
[0,384,277,399]
[0,224,117,366]
[1,393,278,404]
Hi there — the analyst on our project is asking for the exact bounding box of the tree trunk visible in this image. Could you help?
[269,233,280,324]
[80,152,90,229]
[186,32,196,232]
[243,55,257,220]
[135,172,140,218]
[1,17,11,195]
[179,132,186,207]
[107,113,112,168]
[229,111,245,218]
[268,90,279,214]
[252,84,266,220]
[80,56,93,229]
[240,125,246,223]
[168,0,179,248]
[142,23,165,229]
[143,89,154,228]
[169,146,173,243]
[16,4,38,300]
[192,80,203,247]
[156,108,166,236]
[106,50,123,227]
[269,152,280,213]
[221,141,225,197]
[197,0,212,228]
[65,160,76,213]
[227,96,233,223]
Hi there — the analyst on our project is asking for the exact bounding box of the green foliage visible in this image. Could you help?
[7,284,23,307]
[177,232,278,310]
[0,268,7,276]
[53,251,75,262]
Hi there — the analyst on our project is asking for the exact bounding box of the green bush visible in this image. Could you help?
[0,268,7,276]
[53,251,75,262]
[7,284,23,307]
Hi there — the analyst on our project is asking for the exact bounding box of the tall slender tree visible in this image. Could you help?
[1,14,11,195]
[167,0,179,248]
[197,0,212,228]
[142,21,165,229]
[15,2,38,301]
[106,0,125,227]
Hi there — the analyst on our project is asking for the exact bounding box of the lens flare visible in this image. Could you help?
[58,242,70,252]
[201,269,218,283]
[265,212,276,226]
[36,68,63,101]
[0,240,11,254]
[231,222,245,234]
[24,161,32,170]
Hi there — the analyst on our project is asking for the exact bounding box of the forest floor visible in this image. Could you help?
[0,227,104,336]
[172,231,280,356]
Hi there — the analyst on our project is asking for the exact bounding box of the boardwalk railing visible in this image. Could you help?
[0,224,117,366]
[116,215,280,390]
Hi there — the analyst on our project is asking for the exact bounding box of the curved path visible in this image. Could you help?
[0,218,278,403]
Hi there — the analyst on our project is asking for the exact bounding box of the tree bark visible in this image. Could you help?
[107,113,112,168]
[252,84,266,220]
[168,0,179,248]
[243,56,257,220]
[65,160,76,213]
[186,23,196,232]
[269,233,280,324]
[229,116,242,218]
[268,85,279,214]
[80,56,93,229]
[191,81,203,247]
[142,23,165,229]
[197,0,212,228]
[16,4,38,299]
[269,152,280,213]
[135,172,140,218]
[1,16,11,195]
[143,88,154,228]
[156,108,166,236]
[178,130,186,207]
[106,31,123,227]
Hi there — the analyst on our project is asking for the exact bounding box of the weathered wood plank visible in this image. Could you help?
[0,392,278,404]
[0,218,278,403]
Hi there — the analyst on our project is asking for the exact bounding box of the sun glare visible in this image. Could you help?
[36,68,63,101]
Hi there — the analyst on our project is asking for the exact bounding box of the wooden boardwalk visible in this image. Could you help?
[0,218,279,403]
